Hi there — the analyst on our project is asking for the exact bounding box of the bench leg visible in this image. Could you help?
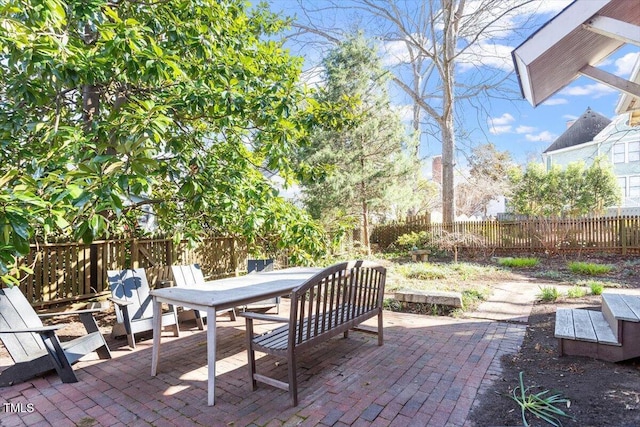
[245,318,257,391]
[288,349,298,407]
[378,310,384,346]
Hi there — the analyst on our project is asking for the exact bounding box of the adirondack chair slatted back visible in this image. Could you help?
[171,264,205,288]
[107,269,153,323]
[290,260,386,346]
[0,287,46,363]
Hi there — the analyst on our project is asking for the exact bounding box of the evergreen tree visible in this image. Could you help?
[299,33,417,253]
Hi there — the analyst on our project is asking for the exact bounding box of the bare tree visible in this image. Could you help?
[273,0,564,224]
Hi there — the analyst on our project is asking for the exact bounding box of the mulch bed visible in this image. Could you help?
[467,250,640,427]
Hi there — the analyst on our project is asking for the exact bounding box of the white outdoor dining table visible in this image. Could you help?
[149,267,322,406]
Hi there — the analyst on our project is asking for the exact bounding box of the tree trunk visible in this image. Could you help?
[362,196,371,255]
[440,0,459,225]
[441,120,455,224]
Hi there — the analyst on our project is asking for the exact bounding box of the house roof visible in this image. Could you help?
[512,0,640,107]
[543,107,611,153]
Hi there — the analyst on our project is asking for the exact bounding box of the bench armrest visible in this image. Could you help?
[108,297,133,307]
[0,325,64,334]
[38,308,103,319]
[238,312,288,323]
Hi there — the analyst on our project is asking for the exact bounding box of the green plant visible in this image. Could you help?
[537,286,560,302]
[396,263,447,280]
[566,285,587,298]
[498,257,540,268]
[567,261,612,276]
[588,281,605,295]
[509,371,573,427]
[395,231,434,252]
[461,289,489,310]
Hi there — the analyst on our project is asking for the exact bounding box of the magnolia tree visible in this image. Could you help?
[0,0,331,284]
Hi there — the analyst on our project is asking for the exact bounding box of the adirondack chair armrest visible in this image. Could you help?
[38,308,104,319]
[238,312,288,323]
[0,325,64,334]
[108,297,133,307]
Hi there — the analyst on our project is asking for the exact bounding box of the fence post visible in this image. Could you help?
[621,217,627,256]
[131,239,139,269]
[230,238,238,276]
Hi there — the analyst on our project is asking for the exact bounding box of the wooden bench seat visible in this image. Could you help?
[240,260,386,406]
[555,293,640,362]
[555,308,619,345]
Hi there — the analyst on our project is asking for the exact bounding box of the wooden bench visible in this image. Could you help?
[240,260,387,406]
[555,293,640,362]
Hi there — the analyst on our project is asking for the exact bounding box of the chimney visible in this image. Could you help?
[432,155,442,184]
[566,119,576,129]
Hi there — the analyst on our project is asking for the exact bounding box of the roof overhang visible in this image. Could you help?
[512,0,640,108]
[615,57,640,113]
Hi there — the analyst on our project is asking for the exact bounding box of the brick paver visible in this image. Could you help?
[1,298,530,426]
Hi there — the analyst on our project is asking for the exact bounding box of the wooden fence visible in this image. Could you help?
[371,216,640,255]
[14,237,249,307]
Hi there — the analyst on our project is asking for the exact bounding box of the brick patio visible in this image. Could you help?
[0,309,526,426]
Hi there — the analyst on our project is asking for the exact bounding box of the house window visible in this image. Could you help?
[618,177,627,196]
[630,176,640,198]
[629,141,640,163]
[613,143,626,163]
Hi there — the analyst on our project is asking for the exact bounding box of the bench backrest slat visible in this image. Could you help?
[288,260,386,348]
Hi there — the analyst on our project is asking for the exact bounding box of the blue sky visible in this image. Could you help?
[266,0,639,167]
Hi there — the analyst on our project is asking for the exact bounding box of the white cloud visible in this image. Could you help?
[542,98,568,106]
[563,114,578,121]
[381,40,412,67]
[487,113,515,134]
[615,52,640,77]
[392,104,416,122]
[516,125,536,134]
[525,131,556,142]
[489,125,512,135]
[457,42,514,72]
[489,113,514,126]
[559,82,616,98]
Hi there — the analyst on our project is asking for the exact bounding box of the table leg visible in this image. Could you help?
[151,297,162,376]
[207,307,217,406]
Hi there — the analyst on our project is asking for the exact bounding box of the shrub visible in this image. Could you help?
[588,281,605,295]
[566,285,587,298]
[395,231,433,251]
[567,261,612,276]
[538,286,560,302]
[498,257,540,268]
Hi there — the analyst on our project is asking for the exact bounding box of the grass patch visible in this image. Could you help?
[567,261,612,276]
[566,285,587,298]
[395,263,447,280]
[587,281,605,295]
[538,286,560,302]
[498,257,540,268]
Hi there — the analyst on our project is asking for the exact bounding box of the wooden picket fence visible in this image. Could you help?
[14,237,249,307]
[371,215,640,255]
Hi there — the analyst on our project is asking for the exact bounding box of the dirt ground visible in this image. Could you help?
[469,254,640,427]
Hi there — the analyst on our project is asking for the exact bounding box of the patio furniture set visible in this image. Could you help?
[0,260,387,406]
